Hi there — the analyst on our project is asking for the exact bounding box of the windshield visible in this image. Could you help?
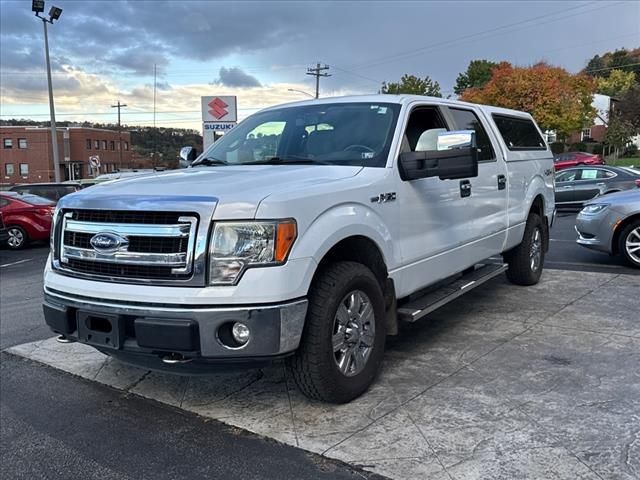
[193,102,401,168]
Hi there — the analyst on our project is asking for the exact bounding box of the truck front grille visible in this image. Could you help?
[56,209,198,283]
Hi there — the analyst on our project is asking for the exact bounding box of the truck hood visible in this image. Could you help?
[63,165,363,218]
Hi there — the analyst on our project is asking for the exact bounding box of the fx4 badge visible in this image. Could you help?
[370,192,396,204]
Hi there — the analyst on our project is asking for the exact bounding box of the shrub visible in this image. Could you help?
[569,142,588,152]
[624,144,638,157]
[550,142,565,154]
[591,144,604,155]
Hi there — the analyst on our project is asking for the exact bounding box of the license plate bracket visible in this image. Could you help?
[76,311,125,350]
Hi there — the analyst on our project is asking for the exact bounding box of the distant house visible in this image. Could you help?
[568,94,616,144]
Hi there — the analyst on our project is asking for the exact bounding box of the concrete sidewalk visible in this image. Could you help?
[6,270,639,480]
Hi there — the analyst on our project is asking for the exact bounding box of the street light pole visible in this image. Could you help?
[33,1,63,182]
[42,17,61,182]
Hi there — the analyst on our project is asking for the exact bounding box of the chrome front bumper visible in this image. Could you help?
[43,288,308,369]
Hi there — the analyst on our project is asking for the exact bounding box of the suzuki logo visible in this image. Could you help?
[208,97,229,120]
[90,232,128,253]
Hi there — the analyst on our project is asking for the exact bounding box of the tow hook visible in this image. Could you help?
[56,335,75,344]
[161,353,193,364]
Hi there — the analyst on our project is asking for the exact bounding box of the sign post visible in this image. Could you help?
[201,96,237,151]
[89,155,100,177]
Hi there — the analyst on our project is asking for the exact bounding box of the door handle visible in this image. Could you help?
[497,174,507,190]
[460,180,472,198]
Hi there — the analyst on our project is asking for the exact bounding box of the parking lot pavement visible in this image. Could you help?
[6,269,639,480]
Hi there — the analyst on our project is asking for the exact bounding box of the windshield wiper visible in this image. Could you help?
[194,157,228,166]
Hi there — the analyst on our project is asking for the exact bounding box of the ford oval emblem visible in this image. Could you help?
[90,232,128,252]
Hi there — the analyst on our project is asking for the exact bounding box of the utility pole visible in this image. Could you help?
[111,101,127,170]
[153,63,157,169]
[306,63,331,99]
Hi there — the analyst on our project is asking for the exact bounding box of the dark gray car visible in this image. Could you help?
[575,189,640,268]
[555,166,640,208]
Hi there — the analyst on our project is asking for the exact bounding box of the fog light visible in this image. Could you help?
[231,322,250,345]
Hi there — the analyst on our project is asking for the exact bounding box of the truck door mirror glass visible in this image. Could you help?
[399,130,478,181]
[179,146,198,168]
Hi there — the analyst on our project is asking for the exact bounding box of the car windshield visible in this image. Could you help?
[192,102,401,168]
[620,167,640,176]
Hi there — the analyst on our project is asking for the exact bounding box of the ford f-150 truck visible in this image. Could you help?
[43,95,555,403]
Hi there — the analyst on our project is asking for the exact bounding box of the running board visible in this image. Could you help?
[397,263,508,323]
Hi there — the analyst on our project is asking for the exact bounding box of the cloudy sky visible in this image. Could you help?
[1,0,638,130]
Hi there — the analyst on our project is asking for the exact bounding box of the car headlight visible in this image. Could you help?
[580,204,609,215]
[209,220,297,285]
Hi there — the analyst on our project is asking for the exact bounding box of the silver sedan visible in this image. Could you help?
[575,190,640,268]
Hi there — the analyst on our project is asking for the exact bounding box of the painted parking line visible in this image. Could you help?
[549,239,576,243]
[0,258,34,268]
[545,260,627,270]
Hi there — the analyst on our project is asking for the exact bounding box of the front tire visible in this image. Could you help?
[619,220,640,269]
[288,261,386,403]
[6,226,28,250]
[503,213,545,286]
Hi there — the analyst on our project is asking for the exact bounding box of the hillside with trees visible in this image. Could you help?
[0,119,202,168]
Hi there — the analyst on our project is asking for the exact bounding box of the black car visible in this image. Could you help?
[9,183,80,203]
[555,165,640,208]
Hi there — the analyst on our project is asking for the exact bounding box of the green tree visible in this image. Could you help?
[596,69,636,97]
[584,48,640,79]
[454,60,498,95]
[617,84,640,132]
[605,117,635,159]
[381,74,442,97]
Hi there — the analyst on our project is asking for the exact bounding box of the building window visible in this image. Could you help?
[86,139,91,149]
[116,142,120,150]
[124,141,129,151]
[18,138,27,149]
[5,163,14,176]
[19,164,29,176]
[102,140,107,150]
[581,128,592,141]
[110,141,115,150]
[94,140,100,150]
[3,139,12,149]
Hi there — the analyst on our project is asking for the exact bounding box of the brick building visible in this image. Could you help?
[0,126,132,184]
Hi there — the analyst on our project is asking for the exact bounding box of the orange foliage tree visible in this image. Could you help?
[460,62,596,139]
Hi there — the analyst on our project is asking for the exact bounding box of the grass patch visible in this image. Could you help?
[608,157,639,167]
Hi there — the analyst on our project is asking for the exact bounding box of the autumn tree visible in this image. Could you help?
[454,60,498,95]
[596,69,636,97]
[381,74,442,97]
[460,62,596,138]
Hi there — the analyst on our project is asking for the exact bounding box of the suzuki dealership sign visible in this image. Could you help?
[202,96,237,149]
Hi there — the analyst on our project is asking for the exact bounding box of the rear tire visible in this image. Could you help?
[619,220,640,269]
[503,213,545,286]
[288,261,386,403]
[6,226,28,250]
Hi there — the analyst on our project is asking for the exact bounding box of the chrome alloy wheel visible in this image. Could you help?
[530,227,542,272]
[625,227,640,265]
[7,227,25,249]
[332,290,376,377]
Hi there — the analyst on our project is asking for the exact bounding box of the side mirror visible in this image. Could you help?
[398,130,478,181]
[179,146,198,168]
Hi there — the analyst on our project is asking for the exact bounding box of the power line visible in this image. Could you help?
[306,63,331,98]
[347,1,618,71]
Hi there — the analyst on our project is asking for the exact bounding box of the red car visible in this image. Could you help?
[553,152,604,171]
[0,192,55,249]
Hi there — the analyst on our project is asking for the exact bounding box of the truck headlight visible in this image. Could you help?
[580,204,609,215]
[209,220,297,285]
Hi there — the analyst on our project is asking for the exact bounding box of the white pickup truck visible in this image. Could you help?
[44,95,555,403]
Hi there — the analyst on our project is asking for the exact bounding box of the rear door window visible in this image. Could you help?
[448,108,495,162]
[492,114,546,151]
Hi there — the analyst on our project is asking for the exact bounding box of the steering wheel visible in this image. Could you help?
[343,144,375,153]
